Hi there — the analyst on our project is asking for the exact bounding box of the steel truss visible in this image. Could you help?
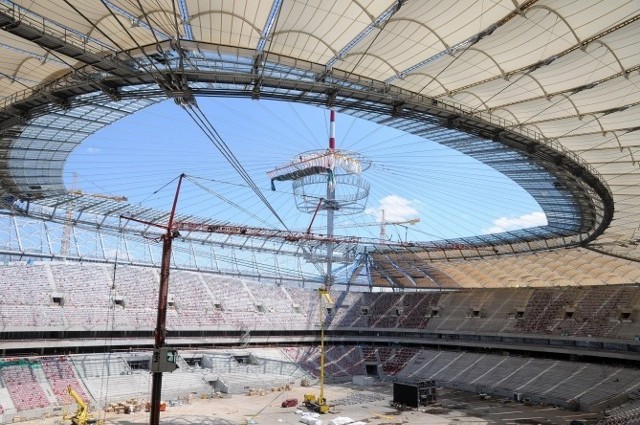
[0,9,615,286]
[0,210,327,286]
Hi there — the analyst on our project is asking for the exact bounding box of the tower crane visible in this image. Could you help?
[379,210,420,242]
[158,217,356,416]
[121,175,355,424]
[67,189,128,202]
[61,173,127,256]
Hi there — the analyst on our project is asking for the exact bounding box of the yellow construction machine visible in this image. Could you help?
[64,385,103,425]
[303,287,334,414]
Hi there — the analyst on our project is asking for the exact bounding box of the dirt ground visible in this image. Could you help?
[10,382,601,425]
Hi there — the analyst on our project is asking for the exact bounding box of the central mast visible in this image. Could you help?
[267,107,371,281]
[325,108,337,287]
[266,105,371,412]
[318,109,337,409]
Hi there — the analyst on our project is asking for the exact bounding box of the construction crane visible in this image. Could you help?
[306,211,419,242]
[64,385,103,425]
[121,174,344,423]
[121,171,408,423]
[379,210,420,242]
[303,286,334,414]
[67,189,128,202]
[61,174,127,256]
[173,221,363,244]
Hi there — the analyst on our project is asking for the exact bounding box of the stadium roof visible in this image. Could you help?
[0,0,639,283]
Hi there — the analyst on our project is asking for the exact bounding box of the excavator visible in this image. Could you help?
[64,385,103,425]
[303,286,334,414]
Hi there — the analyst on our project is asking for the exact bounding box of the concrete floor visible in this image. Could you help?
[13,382,601,425]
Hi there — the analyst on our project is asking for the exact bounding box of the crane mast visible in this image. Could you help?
[121,175,183,425]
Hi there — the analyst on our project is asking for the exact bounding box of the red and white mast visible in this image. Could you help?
[329,109,336,150]
[325,108,336,288]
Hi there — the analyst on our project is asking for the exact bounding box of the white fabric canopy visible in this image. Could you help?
[0,0,639,277]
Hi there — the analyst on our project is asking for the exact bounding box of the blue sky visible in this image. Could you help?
[64,97,545,243]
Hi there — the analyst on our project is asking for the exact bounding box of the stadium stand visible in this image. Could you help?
[423,249,640,289]
[40,357,88,404]
[327,290,367,328]
[598,398,640,425]
[0,360,50,412]
[397,349,640,411]
[0,262,639,340]
[0,262,639,420]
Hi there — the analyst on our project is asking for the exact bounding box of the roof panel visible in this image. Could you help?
[498,96,577,124]
[449,92,485,110]
[389,50,499,96]
[616,132,640,149]
[110,0,180,37]
[595,17,640,69]
[570,73,640,114]
[524,116,604,138]
[397,0,513,47]
[88,15,164,49]
[186,0,268,48]
[476,7,575,73]
[597,105,640,131]
[0,0,638,282]
[530,46,621,94]
[549,0,639,41]
[10,0,118,49]
[392,72,449,97]
[596,172,640,186]
[579,147,639,164]
[557,133,624,151]
[271,0,391,64]
[458,74,546,108]
[354,19,445,75]
[334,0,514,87]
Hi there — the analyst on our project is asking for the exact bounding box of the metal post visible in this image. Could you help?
[319,290,326,403]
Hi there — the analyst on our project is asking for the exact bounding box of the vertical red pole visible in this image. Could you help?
[329,109,336,150]
[325,108,336,290]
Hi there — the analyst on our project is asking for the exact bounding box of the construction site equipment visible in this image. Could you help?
[144,401,166,412]
[303,287,334,414]
[120,174,185,425]
[281,398,298,408]
[64,385,103,425]
[392,379,437,408]
[151,346,178,372]
[303,392,328,414]
[104,399,142,414]
[379,209,419,242]
[123,113,359,422]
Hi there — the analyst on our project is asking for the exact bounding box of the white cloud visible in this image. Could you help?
[365,195,419,222]
[86,147,102,154]
[483,211,547,234]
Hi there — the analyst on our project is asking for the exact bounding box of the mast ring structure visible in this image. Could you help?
[269,148,371,214]
[293,173,370,214]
